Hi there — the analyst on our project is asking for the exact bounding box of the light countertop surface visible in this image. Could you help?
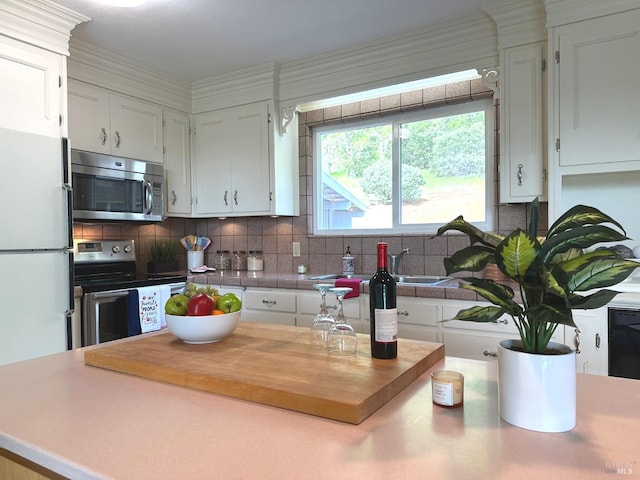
[1,329,639,479]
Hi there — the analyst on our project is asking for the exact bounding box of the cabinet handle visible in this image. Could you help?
[397,310,409,317]
[496,318,508,325]
[595,333,601,349]
[115,131,121,148]
[517,164,524,186]
[171,190,177,206]
[261,299,277,305]
[100,128,107,145]
[574,327,581,354]
[224,190,228,206]
[234,190,238,206]
[483,350,497,357]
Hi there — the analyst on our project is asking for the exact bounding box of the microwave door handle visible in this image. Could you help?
[143,180,153,214]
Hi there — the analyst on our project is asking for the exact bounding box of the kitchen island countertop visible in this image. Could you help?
[1,329,639,479]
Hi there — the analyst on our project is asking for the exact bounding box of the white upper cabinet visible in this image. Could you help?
[499,42,547,203]
[164,110,192,215]
[192,101,298,217]
[68,80,164,163]
[0,35,63,138]
[554,9,640,171]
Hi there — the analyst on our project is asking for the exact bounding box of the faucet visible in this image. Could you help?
[387,248,411,276]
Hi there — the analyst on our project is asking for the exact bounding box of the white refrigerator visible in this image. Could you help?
[0,127,73,365]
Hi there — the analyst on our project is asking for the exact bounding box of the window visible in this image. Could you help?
[313,99,494,235]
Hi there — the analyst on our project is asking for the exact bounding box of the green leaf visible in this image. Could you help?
[527,302,576,328]
[547,204,626,238]
[540,225,629,262]
[443,246,494,275]
[459,277,522,316]
[568,290,621,310]
[443,305,506,323]
[566,258,639,291]
[434,216,504,248]
[494,230,538,280]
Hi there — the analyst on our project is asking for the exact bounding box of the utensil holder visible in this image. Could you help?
[187,251,204,270]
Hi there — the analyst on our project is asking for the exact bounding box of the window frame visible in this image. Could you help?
[312,98,495,236]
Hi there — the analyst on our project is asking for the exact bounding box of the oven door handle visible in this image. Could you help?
[84,289,133,346]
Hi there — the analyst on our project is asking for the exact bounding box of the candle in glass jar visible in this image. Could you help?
[431,370,464,408]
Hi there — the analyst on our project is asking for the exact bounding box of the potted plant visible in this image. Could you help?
[435,198,638,432]
[147,239,179,274]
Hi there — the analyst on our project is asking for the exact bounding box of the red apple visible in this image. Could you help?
[186,293,215,316]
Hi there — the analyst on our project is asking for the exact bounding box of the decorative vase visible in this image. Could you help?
[497,339,576,433]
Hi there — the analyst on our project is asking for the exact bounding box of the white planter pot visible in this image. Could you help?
[498,339,576,432]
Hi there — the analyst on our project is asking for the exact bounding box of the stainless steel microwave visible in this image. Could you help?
[71,149,164,222]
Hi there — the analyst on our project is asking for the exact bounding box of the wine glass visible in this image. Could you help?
[310,284,335,347]
[327,287,357,356]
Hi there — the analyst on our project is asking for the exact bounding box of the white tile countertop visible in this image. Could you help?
[1,327,640,480]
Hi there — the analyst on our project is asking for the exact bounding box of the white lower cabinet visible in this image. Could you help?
[565,307,607,376]
[297,290,364,331]
[242,288,297,326]
[442,301,564,361]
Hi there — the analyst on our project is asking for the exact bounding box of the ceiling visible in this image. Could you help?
[53,0,496,84]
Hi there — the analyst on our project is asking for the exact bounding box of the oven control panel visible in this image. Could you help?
[74,239,137,263]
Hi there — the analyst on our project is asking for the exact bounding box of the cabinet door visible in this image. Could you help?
[110,94,164,163]
[164,110,192,215]
[0,35,63,137]
[557,9,640,167]
[500,42,546,202]
[566,308,608,376]
[243,289,297,326]
[193,103,270,216]
[67,80,110,153]
[230,103,270,214]
[193,110,233,215]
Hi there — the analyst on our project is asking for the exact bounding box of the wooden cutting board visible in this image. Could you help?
[84,322,444,424]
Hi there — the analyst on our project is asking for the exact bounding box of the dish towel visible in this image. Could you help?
[335,278,363,299]
[136,285,172,333]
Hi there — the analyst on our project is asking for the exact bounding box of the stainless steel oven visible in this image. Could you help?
[74,239,186,346]
[71,149,164,222]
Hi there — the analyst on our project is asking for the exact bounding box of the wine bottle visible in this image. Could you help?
[369,242,397,359]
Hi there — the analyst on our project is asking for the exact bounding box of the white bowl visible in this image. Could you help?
[165,311,240,344]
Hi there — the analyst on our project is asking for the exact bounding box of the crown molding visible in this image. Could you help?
[484,0,546,48]
[191,62,278,113]
[278,14,498,107]
[67,39,192,112]
[0,0,89,55]
[545,0,640,27]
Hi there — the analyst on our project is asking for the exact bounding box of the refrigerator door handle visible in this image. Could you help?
[66,250,74,351]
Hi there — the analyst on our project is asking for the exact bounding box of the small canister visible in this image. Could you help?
[247,251,264,271]
[232,251,247,271]
[214,250,231,270]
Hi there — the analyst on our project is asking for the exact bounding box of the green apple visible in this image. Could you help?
[217,293,242,313]
[165,294,189,315]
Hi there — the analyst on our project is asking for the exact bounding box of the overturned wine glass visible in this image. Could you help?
[327,287,357,356]
[310,284,335,347]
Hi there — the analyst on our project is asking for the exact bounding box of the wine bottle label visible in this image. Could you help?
[374,308,397,342]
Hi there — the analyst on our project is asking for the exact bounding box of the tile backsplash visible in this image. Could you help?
[73,78,547,276]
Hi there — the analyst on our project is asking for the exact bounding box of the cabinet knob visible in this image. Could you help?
[100,127,107,145]
[115,130,121,148]
[483,350,497,357]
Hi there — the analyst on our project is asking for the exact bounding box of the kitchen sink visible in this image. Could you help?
[308,273,450,286]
